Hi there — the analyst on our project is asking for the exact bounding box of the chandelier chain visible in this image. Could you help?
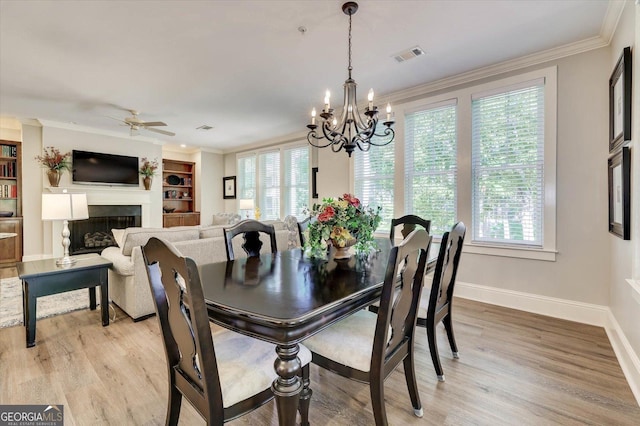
[348,12,352,79]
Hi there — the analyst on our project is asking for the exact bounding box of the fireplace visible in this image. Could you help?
[69,205,142,255]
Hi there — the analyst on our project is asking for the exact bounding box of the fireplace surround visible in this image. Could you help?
[69,205,141,255]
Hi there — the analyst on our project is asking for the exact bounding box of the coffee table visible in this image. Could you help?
[16,253,112,348]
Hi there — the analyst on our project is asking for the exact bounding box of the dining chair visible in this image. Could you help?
[223,219,277,260]
[304,229,431,425]
[389,214,431,242]
[141,237,312,425]
[297,216,316,247]
[418,221,466,381]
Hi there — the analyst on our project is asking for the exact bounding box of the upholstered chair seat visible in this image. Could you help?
[212,327,311,408]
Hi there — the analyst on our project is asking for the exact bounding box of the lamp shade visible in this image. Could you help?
[42,193,89,221]
[239,199,254,210]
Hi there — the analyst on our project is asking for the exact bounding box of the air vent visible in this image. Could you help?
[196,125,213,131]
[393,46,425,63]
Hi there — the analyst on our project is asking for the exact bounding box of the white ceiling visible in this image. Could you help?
[0,0,617,152]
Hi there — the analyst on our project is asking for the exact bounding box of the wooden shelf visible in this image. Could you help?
[162,159,197,228]
[0,140,22,265]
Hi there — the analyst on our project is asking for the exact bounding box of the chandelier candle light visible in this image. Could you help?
[307,1,395,157]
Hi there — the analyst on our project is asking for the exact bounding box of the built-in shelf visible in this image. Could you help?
[162,159,199,228]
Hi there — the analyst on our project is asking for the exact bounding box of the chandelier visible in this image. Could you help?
[306,1,394,157]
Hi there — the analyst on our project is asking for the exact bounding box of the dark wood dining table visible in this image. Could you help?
[199,238,437,425]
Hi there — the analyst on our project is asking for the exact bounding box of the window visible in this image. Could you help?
[354,132,395,231]
[404,101,457,237]
[471,80,544,247]
[283,146,310,219]
[258,151,280,220]
[237,145,310,220]
[237,154,256,202]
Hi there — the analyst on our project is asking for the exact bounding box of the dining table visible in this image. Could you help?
[199,238,438,425]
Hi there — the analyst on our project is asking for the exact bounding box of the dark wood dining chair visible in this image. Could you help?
[223,219,277,260]
[418,221,466,381]
[141,237,312,425]
[304,229,431,425]
[389,214,431,242]
[297,216,316,247]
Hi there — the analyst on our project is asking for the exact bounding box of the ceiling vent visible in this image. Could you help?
[196,125,213,131]
[393,46,425,63]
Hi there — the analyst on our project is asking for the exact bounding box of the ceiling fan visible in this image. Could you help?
[111,110,175,137]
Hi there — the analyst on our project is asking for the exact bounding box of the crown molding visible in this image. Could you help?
[388,35,608,106]
[600,0,628,45]
[36,119,163,144]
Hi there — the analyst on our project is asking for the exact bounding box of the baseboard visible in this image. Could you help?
[455,281,640,406]
[455,281,609,326]
[605,308,640,406]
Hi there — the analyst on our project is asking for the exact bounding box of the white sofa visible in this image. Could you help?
[101,216,301,321]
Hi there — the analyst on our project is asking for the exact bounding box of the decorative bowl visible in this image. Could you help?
[166,175,181,185]
[0,211,14,217]
[163,207,175,213]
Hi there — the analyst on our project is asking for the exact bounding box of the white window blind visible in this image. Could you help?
[471,82,544,246]
[283,146,310,219]
[404,102,457,237]
[258,151,280,220]
[237,155,256,207]
[354,131,394,232]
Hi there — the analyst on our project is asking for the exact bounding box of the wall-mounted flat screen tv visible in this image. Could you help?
[72,150,139,186]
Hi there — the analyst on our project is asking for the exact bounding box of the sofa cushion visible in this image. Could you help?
[199,225,225,239]
[112,228,125,249]
[212,213,241,226]
[121,227,200,256]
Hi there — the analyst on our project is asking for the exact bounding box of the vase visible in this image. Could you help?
[331,238,357,259]
[143,176,152,190]
[47,169,61,187]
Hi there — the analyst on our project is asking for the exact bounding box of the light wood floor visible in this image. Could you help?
[0,297,638,425]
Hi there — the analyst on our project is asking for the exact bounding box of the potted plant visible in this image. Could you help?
[35,146,71,187]
[304,193,382,259]
[139,157,159,190]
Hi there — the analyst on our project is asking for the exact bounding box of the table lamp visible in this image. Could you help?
[239,198,254,219]
[42,191,89,266]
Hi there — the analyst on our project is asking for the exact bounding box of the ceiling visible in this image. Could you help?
[0,0,617,152]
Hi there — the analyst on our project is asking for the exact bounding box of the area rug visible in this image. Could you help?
[0,276,93,328]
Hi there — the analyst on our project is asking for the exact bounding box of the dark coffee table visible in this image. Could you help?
[16,253,112,348]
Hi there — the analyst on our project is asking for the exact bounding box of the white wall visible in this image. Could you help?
[608,0,639,399]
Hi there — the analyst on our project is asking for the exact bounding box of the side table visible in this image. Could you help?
[16,253,113,348]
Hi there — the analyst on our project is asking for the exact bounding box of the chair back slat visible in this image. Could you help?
[224,219,277,260]
[429,222,466,313]
[389,215,431,242]
[142,237,224,418]
[297,216,316,247]
[374,229,430,365]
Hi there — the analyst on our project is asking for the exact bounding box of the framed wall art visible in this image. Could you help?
[223,176,236,199]
[312,167,319,199]
[609,46,632,152]
[608,146,630,240]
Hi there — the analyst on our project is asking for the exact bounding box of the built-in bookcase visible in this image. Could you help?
[0,140,22,265]
[162,159,200,227]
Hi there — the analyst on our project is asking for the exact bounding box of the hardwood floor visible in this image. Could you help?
[0,298,638,425]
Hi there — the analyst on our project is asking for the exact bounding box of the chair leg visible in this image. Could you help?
[370,374,388,426]
[443,314,459,358]
[427,322,445,381]
[298,364,312,426]
[402,352,423,417]
[166,385,182,426]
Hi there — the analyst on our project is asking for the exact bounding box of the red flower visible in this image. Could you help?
[318,206,335,222]
[342,193,360,207]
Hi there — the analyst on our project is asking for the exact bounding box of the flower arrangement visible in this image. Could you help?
[304,193,382,258]
[139,157,159,177]
[34,146,71,171]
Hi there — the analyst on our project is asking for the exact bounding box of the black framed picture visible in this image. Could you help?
[223,176,236,199]
[312,167,319,199]
[608,146,630,240]
[609,46,632,152]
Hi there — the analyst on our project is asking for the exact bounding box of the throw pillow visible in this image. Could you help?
[112,229,125,250]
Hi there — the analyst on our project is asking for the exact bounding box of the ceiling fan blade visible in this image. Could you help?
[107,116,128,125]
[146,127,175,136]
[140,121,167,127]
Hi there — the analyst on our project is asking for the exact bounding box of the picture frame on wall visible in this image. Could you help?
[223,176,236,199]
[312,167,319,199]
[609,46,632,152]
[608,146,630,240]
